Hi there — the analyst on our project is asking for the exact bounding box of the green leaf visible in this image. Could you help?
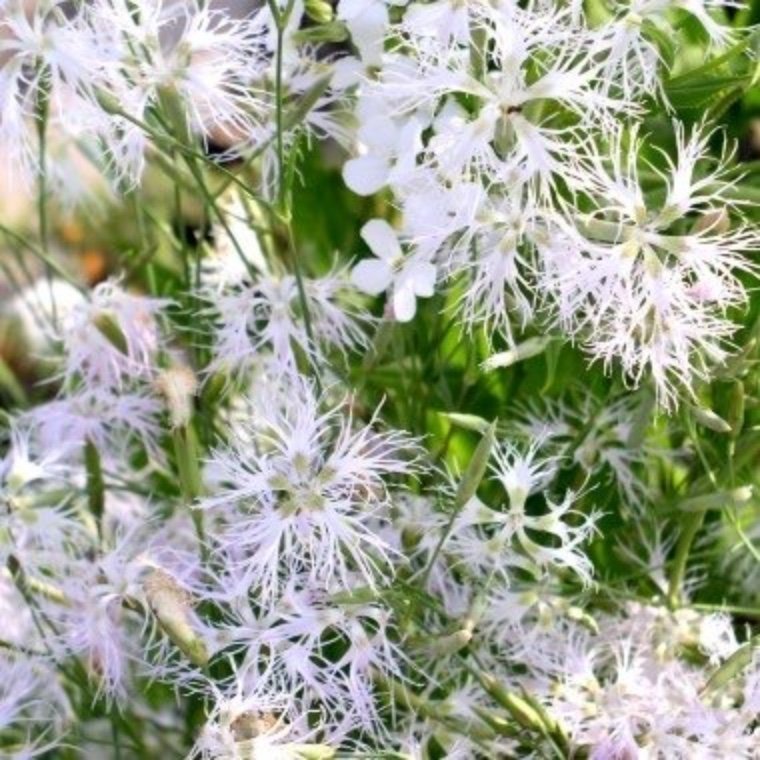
[702,634,760,694]
[454,420,497,510]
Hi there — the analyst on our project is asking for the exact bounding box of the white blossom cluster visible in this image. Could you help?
[0,0,758,757]
[341,0,759,409]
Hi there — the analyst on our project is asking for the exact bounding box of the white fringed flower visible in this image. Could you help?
[198,380,421,604]
[449,440,599,585]
[192,687,332,760]
[56,279,167,390]
[0,654,70,758]
[540,124,758,409]
[204,270,370,376]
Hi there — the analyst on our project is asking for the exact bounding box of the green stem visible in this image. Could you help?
[420,421,496,587]
[172,424,207,560]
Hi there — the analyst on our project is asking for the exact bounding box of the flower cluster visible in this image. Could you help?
[342,0,758,407]
[0,0,758,757]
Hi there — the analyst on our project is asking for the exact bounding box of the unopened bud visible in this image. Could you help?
[429,627,474,656]
[691,405,731,434]
[679,486,753,512]
[304,0,334,24]
[481,336,553,371]
[454,420,496,509]
[567,605,599,634]
[201,371,229,407]
[727,381,745,438]
[440,412,492,434]
[156,366,198,428]
[144,569,208,666]
[293,745,336,760]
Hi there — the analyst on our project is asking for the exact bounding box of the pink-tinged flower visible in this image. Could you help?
[56,279,168,391]
[0,654,70,757]
[539,124,758,409]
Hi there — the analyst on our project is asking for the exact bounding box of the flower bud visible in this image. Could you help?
[727,380,745,439]
[293,745,336,760]
[428,627,474,656]
[454,420,496,509]
[691,208,730,235]
[481,336,553,371]
[691,405,731,434]
[304,0,334,24]
[144,569,209,666]
[156,366,198,428]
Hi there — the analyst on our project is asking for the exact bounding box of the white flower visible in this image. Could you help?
[342,108,426,196]
[0,654,70,757]
[57,279,168,390]
[530,605,760,758]
[0,425,88,579]
[337,0,391,67]
[0,0,109,188]
[351,219,436,322]
[222,581,409,737]
[510,391,653,507]
[540,124,758,409]
[22,387,163,460]
[204,269,369,376]
[89,0,271,180]
[203,193,269,293]
[192,687,331,760]
[401,0,474,46]
[449,440,598,585]
[197,379,421,605]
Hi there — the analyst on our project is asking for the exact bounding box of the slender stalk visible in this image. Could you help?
[419,421,497,586]
[266,0,322,392]
[0,222,84,293]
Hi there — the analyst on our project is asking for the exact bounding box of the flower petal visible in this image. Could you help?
[360,219,402,260]
[343,156,390,196]
[351,259,393,295]
[409,261,437,297]
[392,283,417,322]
